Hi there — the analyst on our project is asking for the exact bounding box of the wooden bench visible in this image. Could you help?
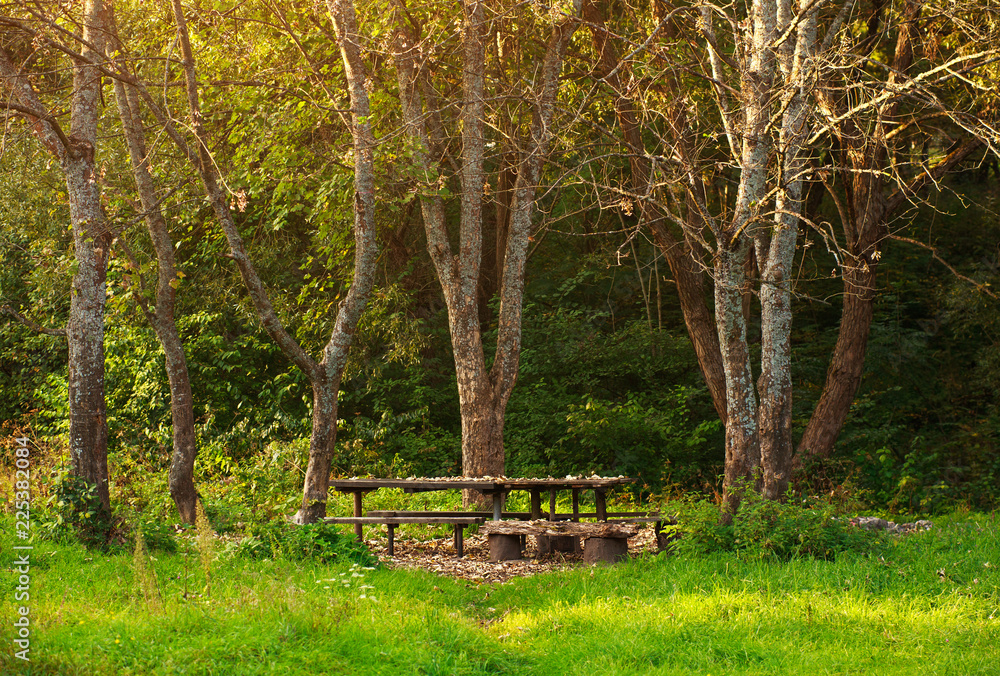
[481,520,641,564]
[323,516,485,558]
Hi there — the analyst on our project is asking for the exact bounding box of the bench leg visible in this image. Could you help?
[454,525,464,558]
[387,524,396,557]
[530,490,542,519]
[492,493,504,521]
[353,491,364,541]
[538,534,580,555]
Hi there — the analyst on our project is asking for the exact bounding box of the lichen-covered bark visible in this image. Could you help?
[67,2,112,513]
[756,0,817,499]
[715,242,761,515]
[713,0,776,514]
[64,153,111,514]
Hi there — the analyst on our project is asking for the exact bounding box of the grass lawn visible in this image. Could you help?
[2,511,998,675]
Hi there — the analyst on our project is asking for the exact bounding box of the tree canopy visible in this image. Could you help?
[1,0,999,523]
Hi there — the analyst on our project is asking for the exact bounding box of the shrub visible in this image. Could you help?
[40,468,122,550]
[225,520,379,567]
[671,489,879,560]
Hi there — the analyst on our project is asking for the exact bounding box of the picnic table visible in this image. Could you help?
[325,476,658,562]
[328,475,636,530]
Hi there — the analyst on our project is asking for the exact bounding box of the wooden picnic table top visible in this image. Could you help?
[328,476,635,493]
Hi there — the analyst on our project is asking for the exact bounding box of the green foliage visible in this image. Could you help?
[503,309,723,489]
[559,392,718,483]
[672,490,878,561]
[226,521,378,567]
[39,469,120,550]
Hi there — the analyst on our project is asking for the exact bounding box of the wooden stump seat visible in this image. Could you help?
[480,520,641,564]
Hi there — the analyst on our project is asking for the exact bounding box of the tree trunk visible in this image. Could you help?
[795,138,983,467]
[169,0,378,524]
[716,242,761,514]
[64,0,113,514]
[795,0,922,468]
[794,260,877,465]
[756,0,815,500]
[298,375,340,523]
[795,146,886,466]
[109,47,200,523]
[458,379,505,479]
[390,1,579,490]
[757,237,795,500]
[1,5,112,513]
[65,155,112,513]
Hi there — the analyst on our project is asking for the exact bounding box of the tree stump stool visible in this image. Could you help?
[482,521,639,563]
[488,534,523,561]
[583,536,628,564]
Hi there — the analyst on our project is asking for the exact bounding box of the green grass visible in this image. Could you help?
[2,512,998,675]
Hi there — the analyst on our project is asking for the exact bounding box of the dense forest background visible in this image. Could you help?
[1,0,998,521]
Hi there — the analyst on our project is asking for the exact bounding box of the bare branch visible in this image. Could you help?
[1,305,66,337]
[889,235,998,300]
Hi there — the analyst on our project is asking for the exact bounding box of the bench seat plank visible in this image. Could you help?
[364,510,664,521]
[365,511,528,520]
[324,516,485,558]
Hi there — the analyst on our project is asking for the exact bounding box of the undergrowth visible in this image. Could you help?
[671,487,881,561]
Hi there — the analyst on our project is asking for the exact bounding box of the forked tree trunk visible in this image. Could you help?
[755,0,816,500]
[795,136,984,466]
[168,0,378,524]
[795,0,941,467]
[391,0,579,493]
